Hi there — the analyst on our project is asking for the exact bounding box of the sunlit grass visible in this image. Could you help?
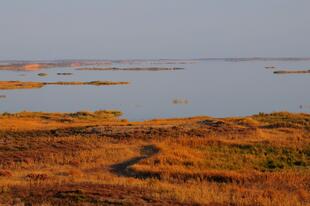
[0,111,309,205]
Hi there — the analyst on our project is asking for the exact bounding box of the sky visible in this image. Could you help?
[0,0,310,60]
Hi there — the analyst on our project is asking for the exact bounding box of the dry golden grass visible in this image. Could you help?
[0,63,51,71]
[0,111,309,205]
[0,81,44,90]
[23,64,43,71]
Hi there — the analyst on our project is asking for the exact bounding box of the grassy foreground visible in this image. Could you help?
[0,111,309,205]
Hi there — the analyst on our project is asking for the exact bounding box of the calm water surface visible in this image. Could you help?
[0,60,309,120]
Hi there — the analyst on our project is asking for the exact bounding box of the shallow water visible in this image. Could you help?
[0,60,309,120]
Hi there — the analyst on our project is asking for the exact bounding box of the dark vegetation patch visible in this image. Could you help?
[196,144,309,171]
[37,73,48,77]
[9,183,190,206]
[253,112,310,130]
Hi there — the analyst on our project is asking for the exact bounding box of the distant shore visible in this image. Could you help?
[1,57,310,71]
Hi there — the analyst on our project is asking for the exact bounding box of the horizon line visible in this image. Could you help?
[1,56,310,62]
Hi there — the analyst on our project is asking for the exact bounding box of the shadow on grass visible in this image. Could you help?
[110,145,159,178]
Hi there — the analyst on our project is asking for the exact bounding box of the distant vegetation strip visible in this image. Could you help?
[44,81,129,86]
[0,81,129,90]
[76,67,184,71]
[57,73,73,75]
[0,64,58,71]
[0,61,112,71]
[0,110,123,121]
[273,69,310,74]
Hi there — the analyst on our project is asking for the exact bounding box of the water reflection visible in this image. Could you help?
[0,60,309,120]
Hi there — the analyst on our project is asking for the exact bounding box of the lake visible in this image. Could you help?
[0,60,309,120]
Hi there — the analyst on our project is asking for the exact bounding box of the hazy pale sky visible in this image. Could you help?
[1,0,310,60]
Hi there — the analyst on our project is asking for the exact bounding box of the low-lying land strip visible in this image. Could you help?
[0,80,129,90]
[57,73,73,75]
[76,67,184,71]
[265,66,276,69]
[0,61,114,71]
[0,111,309,205]
[0,64,57,71]
[274,69,310,74]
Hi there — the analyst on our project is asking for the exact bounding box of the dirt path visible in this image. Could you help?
[111,145,159,178]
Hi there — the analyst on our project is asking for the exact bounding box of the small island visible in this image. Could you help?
[273,69,310,74]
[0,81,129,90]
[265,66,276,69]
[57,73,73,75]
[76,67,184,71]
[0,64,56,71]
[37,73,48,77]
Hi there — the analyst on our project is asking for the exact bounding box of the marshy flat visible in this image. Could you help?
[1,2,310,205]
